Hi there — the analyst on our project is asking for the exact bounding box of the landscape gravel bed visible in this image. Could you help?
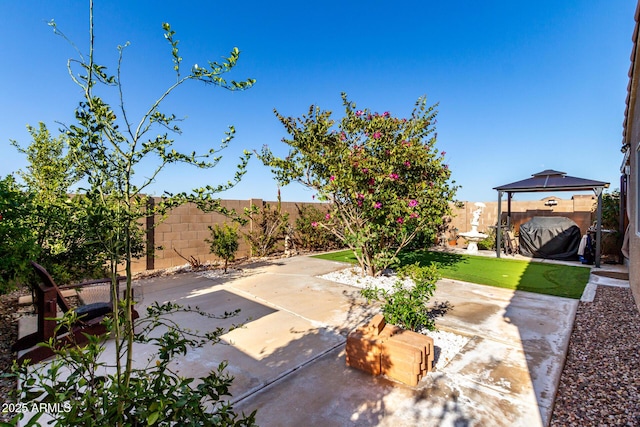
[0,290,22,423]
[550,285,640,426]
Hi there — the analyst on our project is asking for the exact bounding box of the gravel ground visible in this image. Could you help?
[0,290,22,423]
[550,285,640,426]
[2,266,640,425]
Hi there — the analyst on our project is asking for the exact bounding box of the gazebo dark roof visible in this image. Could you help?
[494,169,609,193]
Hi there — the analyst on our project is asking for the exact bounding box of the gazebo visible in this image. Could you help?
[493,169,610,268]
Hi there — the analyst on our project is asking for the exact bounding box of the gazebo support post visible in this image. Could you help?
[507,192,512,229]
[595,187,603,268]
[496,191,503,258]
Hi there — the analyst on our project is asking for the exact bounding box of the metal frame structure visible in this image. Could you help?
[493,170,609,268]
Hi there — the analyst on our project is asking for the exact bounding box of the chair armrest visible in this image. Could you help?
[58,276,125,291]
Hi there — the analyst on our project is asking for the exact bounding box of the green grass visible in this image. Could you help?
[313,249,591,299]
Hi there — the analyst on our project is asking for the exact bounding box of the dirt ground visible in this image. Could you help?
[0,290,22,423]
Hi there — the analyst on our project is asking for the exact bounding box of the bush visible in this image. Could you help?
[476,228,495,251]
[242,203,289,257]
[595,190,623,256]
[360,263,439,332]
[404,226,438,251]
[206,223,240,272]
[0,175,37,293]
[293,204,341,251]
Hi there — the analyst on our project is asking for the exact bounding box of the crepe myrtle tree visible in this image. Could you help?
[259,93,457,276]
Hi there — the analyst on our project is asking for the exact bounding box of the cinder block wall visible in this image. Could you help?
[131,195,596,273]
[131,198,327,272]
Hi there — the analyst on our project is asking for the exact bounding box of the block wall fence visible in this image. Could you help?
[131,194,597,273]
[132,198,327,273]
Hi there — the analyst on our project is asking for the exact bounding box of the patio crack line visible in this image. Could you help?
[229,339,345,407]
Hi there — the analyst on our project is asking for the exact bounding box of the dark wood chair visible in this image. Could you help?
[504,230,520,255]
[12,261,139,364]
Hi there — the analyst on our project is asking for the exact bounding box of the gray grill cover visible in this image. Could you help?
[518,217,581,260]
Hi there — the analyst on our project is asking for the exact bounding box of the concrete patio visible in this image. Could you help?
[132,255,582,426]
[20,253,621,426]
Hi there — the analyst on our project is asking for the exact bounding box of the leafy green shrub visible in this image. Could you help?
[206,223,240,272]
[594,190,622,256]
[1,123,140,293]
[404,225,438,251]
[476,228,495,251]
[10,303,257,426]
[242,203,289,257]
[0,175,38,293]
[360,263,440,331]
[293,204,341,251]
[596,190,620,230]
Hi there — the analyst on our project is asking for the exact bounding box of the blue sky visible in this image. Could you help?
[0,0,636,203]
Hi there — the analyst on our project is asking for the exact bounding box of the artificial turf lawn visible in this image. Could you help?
[313,249,591,299]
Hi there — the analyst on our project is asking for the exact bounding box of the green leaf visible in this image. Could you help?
[147,411,160,425]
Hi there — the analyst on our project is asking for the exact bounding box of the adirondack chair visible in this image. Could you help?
[12,261,139,364]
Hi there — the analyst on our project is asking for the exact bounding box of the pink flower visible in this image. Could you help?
[329,176,335,181]
[404,161,411,167]
[340,132,346,141]
[374,202,382,209]
[397,217,404,224]
[368,178,376,186]
[356,110,363,116]
[311,221,319,228]
[382,111,390,117]
[362,168,369,174]
[441,151,446,156]
[408,199,418,207]
[357,200,363,207]
[325,213,331,220]
[372,132,381,139]
[410,212,419,219]
[389,173,399,180]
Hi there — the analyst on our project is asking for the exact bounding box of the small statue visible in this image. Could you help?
[284,226,297,257]
[470,202,486,231]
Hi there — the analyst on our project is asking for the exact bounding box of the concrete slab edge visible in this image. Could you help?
[230,339,346,407]
[581,282,597,302]
[544,297,578,427]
